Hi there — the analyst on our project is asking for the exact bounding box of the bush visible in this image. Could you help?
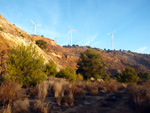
[20,34,25,38]
[102,74,110,81]
[4,44,46,85]
[56,67,77,82]
[36,40,47,49]
[43,60,57,77]
[76,49,106,80]
[138,72,150,80]
[117,66,139,83]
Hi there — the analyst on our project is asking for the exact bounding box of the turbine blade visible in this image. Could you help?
[36,24,41,26]
[112,30,116,34]
[31,20,35,24]
[72,30,77,31]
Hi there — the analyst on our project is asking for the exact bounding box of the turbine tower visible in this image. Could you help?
[107,30,116,50]
[31,20,41,35]
[68,26,76,46]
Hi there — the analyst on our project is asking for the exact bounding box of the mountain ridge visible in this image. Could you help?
[0,14,150,75]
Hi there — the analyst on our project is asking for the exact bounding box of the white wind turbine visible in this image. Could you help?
[107,30,116,50]
[31,20,41,35]
[68,26,76,46]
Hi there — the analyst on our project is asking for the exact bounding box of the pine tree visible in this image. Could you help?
[117,66,139,83]
[76,49,106,80]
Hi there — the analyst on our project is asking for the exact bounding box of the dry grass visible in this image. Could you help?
[129,82,150,113]
[53,82,64,98]
[72,84,84,99]
[102,80,123,93]
[0,77,130,112]
[51,78,74,106]
[36,77,75,107]
[37,81,49,101]
[2,104,11,113]
[12,99,30,113]
[32,100,49,113]
[86,82,99,95]
[28,86,38,98]
[75,80,122,95]
[0,81,24,106]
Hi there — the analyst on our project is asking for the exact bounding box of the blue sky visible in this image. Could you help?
[0,0,150,53]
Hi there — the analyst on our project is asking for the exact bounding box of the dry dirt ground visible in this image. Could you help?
[50,89,137,113]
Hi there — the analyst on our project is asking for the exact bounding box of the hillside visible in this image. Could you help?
[0,14,150,76]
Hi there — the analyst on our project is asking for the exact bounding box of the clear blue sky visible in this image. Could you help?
[0,0,150,53]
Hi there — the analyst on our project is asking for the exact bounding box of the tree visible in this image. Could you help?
[76,49,106,80]
[43,60,57,77]
[4,44,46,85]
[117,66,139,83]
[36,40,47,49]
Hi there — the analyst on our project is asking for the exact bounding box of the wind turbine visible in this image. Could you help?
[31,20,41,35]
[107,30,116,50]
[68,26,76,46]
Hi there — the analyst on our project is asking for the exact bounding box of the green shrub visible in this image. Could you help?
[43,60,57,77]
[117,66,139,83]
[56,67,77,82]
[93,74,101,79]
[102,74,110,81]
[36,40,47,49]
[4,44,46,85]
[76,49,106,80]
[138,72,150,80]
[76,74,84,81]
[20,34,25,38]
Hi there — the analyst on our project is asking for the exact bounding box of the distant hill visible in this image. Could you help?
[0,14,150,76]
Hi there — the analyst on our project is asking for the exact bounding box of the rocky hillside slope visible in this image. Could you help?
[0,14,150,75]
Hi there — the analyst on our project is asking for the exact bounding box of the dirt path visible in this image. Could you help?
[52,90,137,113]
